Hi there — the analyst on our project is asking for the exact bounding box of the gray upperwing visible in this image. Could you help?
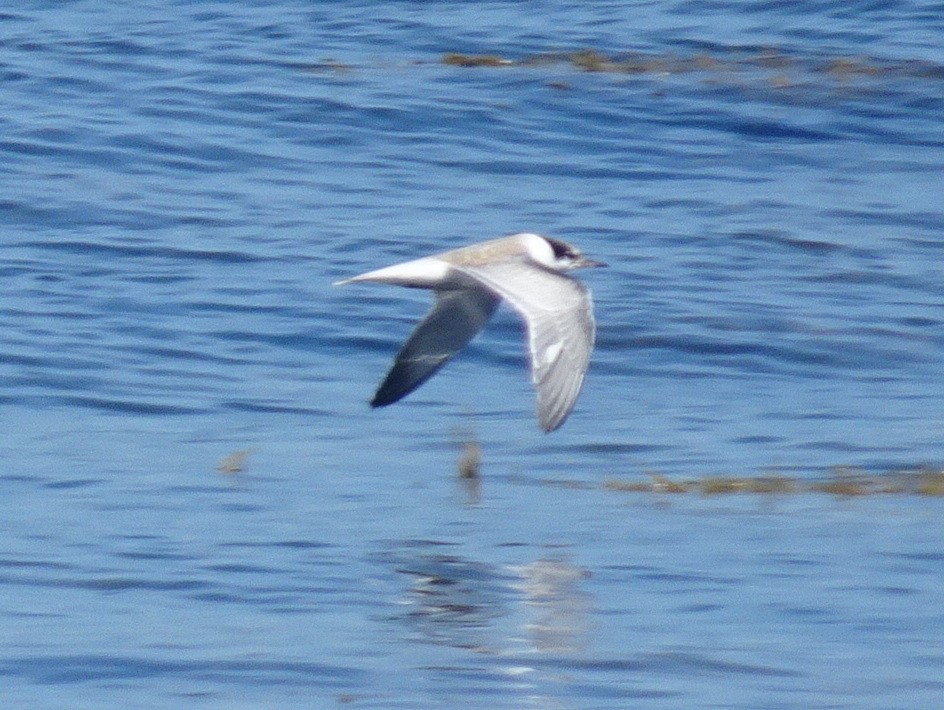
[371,287,500,408]
[456,259,595,432]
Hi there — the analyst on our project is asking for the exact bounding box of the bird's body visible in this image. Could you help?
[334,233,604,432]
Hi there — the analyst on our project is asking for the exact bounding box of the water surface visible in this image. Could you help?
[1,1,943,707]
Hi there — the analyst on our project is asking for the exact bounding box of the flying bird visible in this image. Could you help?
[334,233,604,432]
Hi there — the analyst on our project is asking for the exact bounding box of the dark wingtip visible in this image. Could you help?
[369,395,391,408]
[370,375,413,408]
[370,387,398,408]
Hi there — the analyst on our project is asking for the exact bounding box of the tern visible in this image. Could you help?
[334,233,604,432]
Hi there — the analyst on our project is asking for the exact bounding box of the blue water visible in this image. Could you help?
[2,1,944,707]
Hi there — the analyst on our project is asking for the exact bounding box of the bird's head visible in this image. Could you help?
[544,236,607,271]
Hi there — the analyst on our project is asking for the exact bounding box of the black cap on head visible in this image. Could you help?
[545,237,581,260]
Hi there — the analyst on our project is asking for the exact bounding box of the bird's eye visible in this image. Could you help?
[546,238,578,261]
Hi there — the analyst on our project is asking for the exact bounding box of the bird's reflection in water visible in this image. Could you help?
[513,557,592,655]
[396,552,511,652]
[393,546,592,657]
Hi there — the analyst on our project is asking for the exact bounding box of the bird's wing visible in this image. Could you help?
[371,287,499,408]
[456,259,595,432]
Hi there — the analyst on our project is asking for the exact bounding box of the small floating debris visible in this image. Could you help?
[456,440,482,479]
[216,449,251,475]
[450,425,483,479]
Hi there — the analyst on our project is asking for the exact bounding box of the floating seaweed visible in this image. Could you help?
[601,467,944,498]
[441,53,511,68]
[434,47,944,88]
